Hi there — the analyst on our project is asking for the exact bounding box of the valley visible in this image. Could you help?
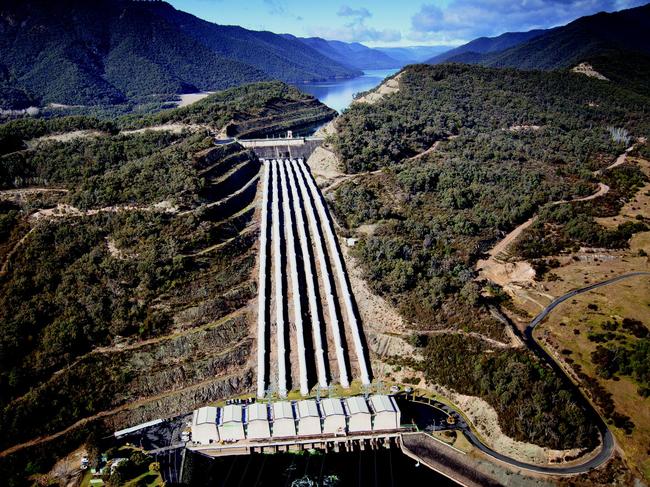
[1,1,650,486]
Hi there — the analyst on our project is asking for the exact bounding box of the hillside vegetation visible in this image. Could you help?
[331,63,650,451]
[0,81,335,157]
[437,3,650,94]
[0,82,333,485]
[0,0,358,109]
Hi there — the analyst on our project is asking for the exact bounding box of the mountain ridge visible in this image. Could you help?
[0,0,360,109]
[427,29,549,64]
[437,3,650,75]
[281,35,402,70]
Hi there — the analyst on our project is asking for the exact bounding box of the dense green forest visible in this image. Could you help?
[0,0,358,109]
[411,335,598,449]
[335,64,648,173]
[331,63,650,450]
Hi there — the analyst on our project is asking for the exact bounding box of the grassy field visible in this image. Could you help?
[536,275,650,480]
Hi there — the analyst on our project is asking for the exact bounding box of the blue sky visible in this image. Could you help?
[168,0,648,47]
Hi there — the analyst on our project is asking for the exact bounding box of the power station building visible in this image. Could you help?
[272,401,296,437]
[189,395,401,445]
[320,398,346,434]
[246,403,271,439]
[218,404,245,441]
[191,406,219,444]
[345,396,372,432]
[369,395,400,430]
[296,399,321,436]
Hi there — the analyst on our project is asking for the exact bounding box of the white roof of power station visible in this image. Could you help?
[247,403,269,422]
[346,397,370,415]
[187,395,401,444]
[369,395,396,413]
[194,406,218,424]
[320,398,344,417]
[273,401,294,420]
[221,404,243,423]
[297,399,319,418]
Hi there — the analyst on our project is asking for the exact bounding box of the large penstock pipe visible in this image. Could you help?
[271,160,288,397]
[297,159,370,387]
[291,159,349,388]
[286,160,329,389]
[279,160,309,395]
[256,160,270,398]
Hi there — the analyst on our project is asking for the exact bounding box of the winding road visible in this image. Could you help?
[409,271,650,476]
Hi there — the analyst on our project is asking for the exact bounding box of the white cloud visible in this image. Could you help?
[410,0,648,43]
[310,25,401,43]
[312,5,401,42]
[337,5,372,20]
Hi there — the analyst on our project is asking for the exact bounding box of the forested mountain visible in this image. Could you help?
[146,5,361,80]
[0,80,336,485]
[331,62,650,456]
[442,4,650,71]
[283,35,401,70]
[427,29,548,64]
[0,0,359,109]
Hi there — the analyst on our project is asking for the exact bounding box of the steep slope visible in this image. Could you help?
[283,35,401,70]
[120,81,337,137]
[331,62,650,469]
[0,0,358,109]
[148,5,361,81]
[469,4,650,70]
[427,29,548,64]
[0,81,335,484]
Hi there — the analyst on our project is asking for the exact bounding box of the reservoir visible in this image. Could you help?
[294,69,399,113]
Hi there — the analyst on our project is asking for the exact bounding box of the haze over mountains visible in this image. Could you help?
[282,35,402,70]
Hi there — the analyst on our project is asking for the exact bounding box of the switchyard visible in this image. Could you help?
[256,157,371,398]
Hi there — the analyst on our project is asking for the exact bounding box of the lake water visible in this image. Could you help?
[294,69,399,113]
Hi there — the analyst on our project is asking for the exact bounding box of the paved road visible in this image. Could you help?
[410,271,650,475]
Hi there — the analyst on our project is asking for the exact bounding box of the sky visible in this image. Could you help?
[168,0,648,47]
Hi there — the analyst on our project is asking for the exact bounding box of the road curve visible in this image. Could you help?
[479,272,649,474]
[412,272,650,475]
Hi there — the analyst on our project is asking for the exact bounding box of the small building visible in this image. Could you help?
[272,401,296,437]
[345,396,372,433]
[369,395,400,431]
[191,406,219,444]
[246,403,271,439]
[218,404,245,441]
[297,399,321,436]
[320,398,346,434]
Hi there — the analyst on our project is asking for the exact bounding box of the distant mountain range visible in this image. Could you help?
[3,0,648,110]
[427,30,549,64]
[429,4,650,73]
[0,0,360,108]
[280,38,454,71]
[375,46,452,64]
[283,35,401,70]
